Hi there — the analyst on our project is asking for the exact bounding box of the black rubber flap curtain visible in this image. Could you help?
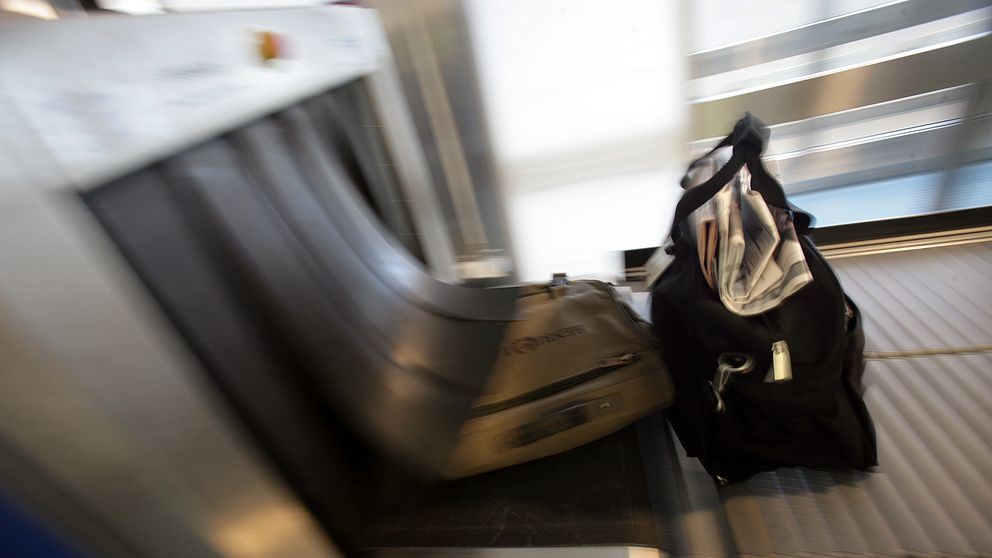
[84,96,517,480]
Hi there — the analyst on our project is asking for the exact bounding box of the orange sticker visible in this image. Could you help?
[259,31,280,62]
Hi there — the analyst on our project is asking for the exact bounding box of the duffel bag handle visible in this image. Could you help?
[681,112,770,180]
[670,113,813,240]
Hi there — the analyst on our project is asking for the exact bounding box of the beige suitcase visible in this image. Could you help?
[444,279,674,478]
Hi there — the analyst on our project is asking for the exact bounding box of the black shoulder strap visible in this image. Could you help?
[670,114,812,240]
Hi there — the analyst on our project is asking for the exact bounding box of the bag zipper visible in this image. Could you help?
[469,353,640,417]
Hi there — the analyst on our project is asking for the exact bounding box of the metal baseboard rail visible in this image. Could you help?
[818,225,992,259]
[865,344,992,359]
[810,206,992,245]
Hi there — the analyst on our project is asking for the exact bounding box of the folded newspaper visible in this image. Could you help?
[649,147,812,316]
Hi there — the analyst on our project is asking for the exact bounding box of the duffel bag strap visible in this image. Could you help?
[670,113,813,241]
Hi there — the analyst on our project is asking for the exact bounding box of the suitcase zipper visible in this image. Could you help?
[469,353,640,417]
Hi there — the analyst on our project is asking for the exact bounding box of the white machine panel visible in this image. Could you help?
[0,6,384,191]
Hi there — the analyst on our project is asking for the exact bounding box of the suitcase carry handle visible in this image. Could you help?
[506,393,623,447]
[510,404,590,447]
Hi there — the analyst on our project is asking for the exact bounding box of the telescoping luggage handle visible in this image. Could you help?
[670,113,813,241]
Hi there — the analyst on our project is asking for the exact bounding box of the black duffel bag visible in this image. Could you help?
[650,114,877,484]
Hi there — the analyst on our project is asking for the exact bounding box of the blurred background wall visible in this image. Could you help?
[360,0,991,281]
[367,0,688,281]
[7,0,987,281]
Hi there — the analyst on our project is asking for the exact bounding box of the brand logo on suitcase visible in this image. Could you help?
[497,325,587,357]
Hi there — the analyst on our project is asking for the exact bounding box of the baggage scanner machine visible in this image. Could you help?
[0,6,529,556]
[0,6,663,557]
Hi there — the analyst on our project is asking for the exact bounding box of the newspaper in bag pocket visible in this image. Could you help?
[649,147,813,314]
[678,148,812,315]
[715,167,812,316]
